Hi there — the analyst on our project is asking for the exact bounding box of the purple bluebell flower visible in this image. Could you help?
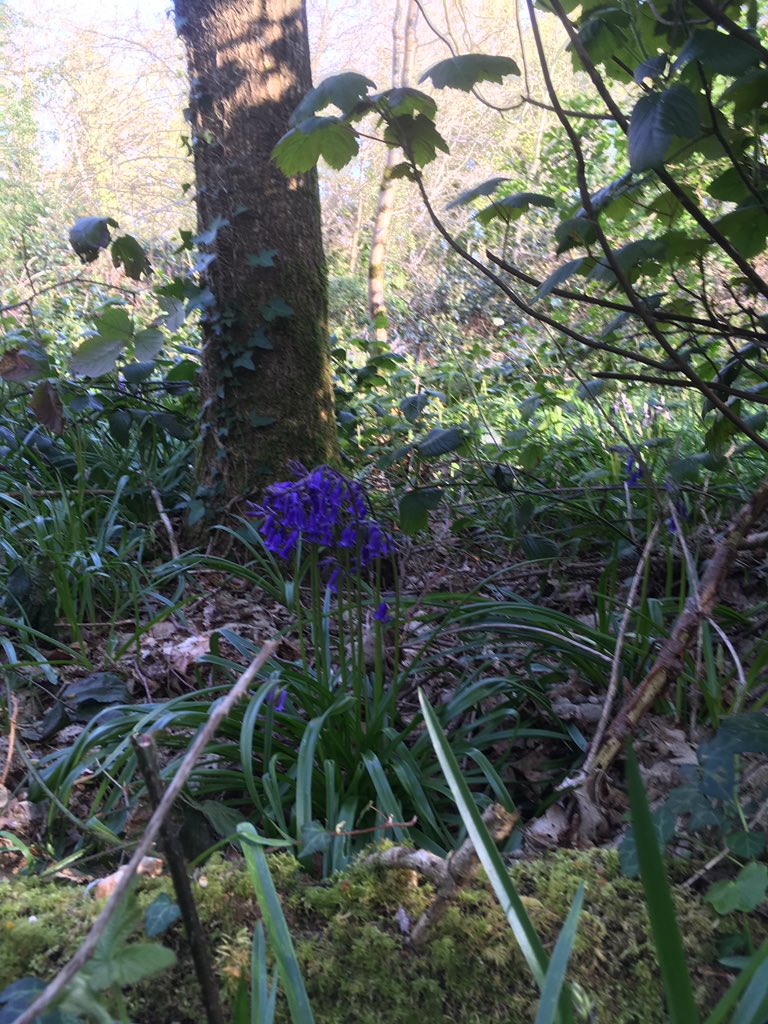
[247,464,394,578]
[374,601,392,624]
[625,456,643,487]
[270,688,287,713]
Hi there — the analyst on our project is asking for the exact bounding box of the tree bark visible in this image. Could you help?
[174,0,339,519]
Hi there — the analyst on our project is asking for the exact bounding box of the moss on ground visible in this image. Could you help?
[0,849,752,1023]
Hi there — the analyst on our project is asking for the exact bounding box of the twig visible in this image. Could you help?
[581,523,660,781]
[0,692,18,789]
[333,816,417,838]
[11,640,278,1024]
[592,475,768,773]
[147,480,181,560]
[364,803,518,948]
[132,733,225,1024]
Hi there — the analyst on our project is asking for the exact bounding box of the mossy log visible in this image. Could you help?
[0,849,747,1023]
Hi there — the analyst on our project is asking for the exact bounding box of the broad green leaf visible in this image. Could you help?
[446,176,510,209]
[588,238,666,286]
[634,53,667,84]
[383,113,450,166]
[629,85,700,172]
[554,216,596,254]
[399,392,431,422]
[625,743,699,1024]
[260,297,295,321]
[376,86,437,119]
[71,336,127,377]
[108,409,132,446]
[247,248,278,267]
[399,487,443,534]
[475,191,555,225]
[238,823,316,1024]
[534,258,593,301]
[719,68,768,117]
[272,116,359,174]
[416,425,466,457]
[69,215,118,262]
[111,234,151,279]
[134,327,165,360]
[705,862,768,914]
[714,205,768,258]
[289,71,375,126]
[419,54,520,91]
[94,306,134,342]
[673,28,760,77]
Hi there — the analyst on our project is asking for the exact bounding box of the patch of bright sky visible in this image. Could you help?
[9,0,171,25]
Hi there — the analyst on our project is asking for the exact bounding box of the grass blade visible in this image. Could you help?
[535,884,584,1024]
[418,688,573,1023]
[238,824,315,1024]
[625,742,699,1024]
[704,940,768,1024]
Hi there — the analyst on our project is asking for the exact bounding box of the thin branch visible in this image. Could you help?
[11,641,279,1024]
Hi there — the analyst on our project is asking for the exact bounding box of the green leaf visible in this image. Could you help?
[111,234,151,280]
[399,487,444,534]
[446,176,510,208]
[134,328,164,361]
[625,742,700,1024]
[289,71,375,126]
[629,85,700,172]
[69,215,118,262]
[416,425,466,457]
[108,409,132,447]
[673,29,760,77]
[247,248,278,267]
[94,306,134,342]
[272,116,359,174]
[534,884,584,1024]
[554,217,596,254]
[705,862,768,915]
[107,943,177,987]
[417,691,567,1012]
[419,53,520,91]
[588,238,667,286]
[714,205,768,259]
[194,215,229,246]
[399,392,431,422]
[534,258,593,301]
[705,940,768,1024]
[260,297,294,321]
[726,831,766,859]
[719,68,768,117]
[383,113,450,166]
[475,192,555,225]
[376,86,437,119]
[71,336,127,378]
[238,823,316,1024]
[634,53,667,84]
[144,893,181,938]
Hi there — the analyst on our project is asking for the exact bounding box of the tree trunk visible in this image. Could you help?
[174,0,339,520]
[368,0,417,344]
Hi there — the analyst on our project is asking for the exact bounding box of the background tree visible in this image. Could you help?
[174,0,339,517]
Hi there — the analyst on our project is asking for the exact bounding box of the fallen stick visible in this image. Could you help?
[12,639,279,1024]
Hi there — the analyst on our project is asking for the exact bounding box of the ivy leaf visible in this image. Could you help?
[111,234,151,280]
[399,487,444,534]
[419,54,520,91]
[673,28,760,77]
[475,191,555,225]
[272,116,359,174]
[249,325,273,350]
[629,85,700,172]
[247,249,278,267]
[289,72,375,126]
[194,216,230,246]
[446,177,510,209]
[260,297,294,321]
[69,216,118,263]
[144,894,181,939]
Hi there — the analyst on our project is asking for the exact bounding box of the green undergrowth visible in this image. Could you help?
[1,848,758,1023]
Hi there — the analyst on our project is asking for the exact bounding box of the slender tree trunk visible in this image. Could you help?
[368,0,417,344]
[174,0,338,521]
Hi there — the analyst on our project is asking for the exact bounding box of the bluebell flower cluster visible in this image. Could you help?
[247,464,394,575]
[625,456,644,487]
